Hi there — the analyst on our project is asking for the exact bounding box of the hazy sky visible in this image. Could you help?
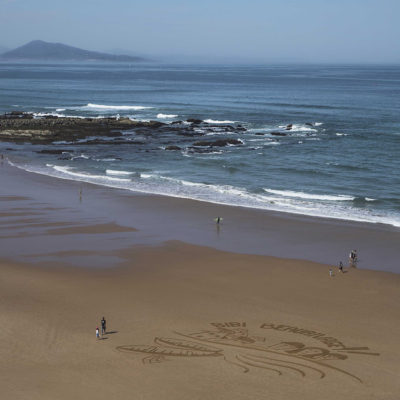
[0,0,399,63]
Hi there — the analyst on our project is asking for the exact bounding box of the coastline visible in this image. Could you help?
[1,159,400,399]
[1,160,399,273]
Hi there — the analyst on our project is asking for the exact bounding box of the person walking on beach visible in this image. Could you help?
[329,269,333,277]
[96,327,100,340]
[101,317,106,335]
[339,262,344,273]
[349,250,357,266]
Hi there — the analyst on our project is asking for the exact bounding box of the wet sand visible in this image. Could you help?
[0,161,400,399]
[1,161,400,272]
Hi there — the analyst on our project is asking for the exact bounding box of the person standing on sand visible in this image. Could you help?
[329,269,333,277]
[96,327,100,340]
[339,262,344,273]
[101,317,106,335]
[349,249,357,265]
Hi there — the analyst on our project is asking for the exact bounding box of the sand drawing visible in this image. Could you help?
[116,322,379,383]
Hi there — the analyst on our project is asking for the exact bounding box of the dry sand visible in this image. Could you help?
[0,162,400,399]
[1,243,400,400]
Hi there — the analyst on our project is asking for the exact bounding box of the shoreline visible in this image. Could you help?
[1,155,400,399]
[1,160,400,273]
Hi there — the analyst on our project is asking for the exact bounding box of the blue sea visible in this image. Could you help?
[1,62,400,227]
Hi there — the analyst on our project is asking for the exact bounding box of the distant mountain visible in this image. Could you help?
[0,40,146,62]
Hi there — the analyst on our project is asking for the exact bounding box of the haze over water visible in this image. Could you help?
[1,62,400,227]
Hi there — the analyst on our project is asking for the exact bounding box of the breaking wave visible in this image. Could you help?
[263,189,354,201]
[204,119,236,124]
[157,113,178,119]
[8,161,400,227]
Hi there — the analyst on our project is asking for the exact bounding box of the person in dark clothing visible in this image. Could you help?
[339,261,344,273]
[101,317,106,335]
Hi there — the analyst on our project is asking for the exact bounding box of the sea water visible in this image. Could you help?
[1,62,399,227]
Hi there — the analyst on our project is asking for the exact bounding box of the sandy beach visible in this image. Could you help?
[1,161,400,399]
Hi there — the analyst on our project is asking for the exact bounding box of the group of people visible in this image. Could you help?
[95,316,107,339]
[329,249,358,277]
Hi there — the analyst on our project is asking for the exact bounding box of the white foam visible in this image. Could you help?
[314,122,323,126]
[8,161,400,228]
[204,119,235,124]
[33,112,86,119]
[84,103,152,111]
[52,165,131,182]
[278,124,317,133]
[263,189,354,201]
[157,113,178,119]
[106,169,133,176]
[56,108,66,112]
[33,112,68,118]
[72,154,90,160]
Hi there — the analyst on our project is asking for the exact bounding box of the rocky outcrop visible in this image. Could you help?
[165,145,181,151]
[0,112,248,146]
[0,113,166,144]
[193,139,243,147]
[36,149,72,154]
[186,118,203,125]
[270,131,287,136]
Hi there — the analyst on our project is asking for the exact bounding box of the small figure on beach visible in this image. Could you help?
[349,249,357,266]
[101,317,107,335]
[215,216,223,224]
[329,269,333,277]
[339,262,344,273]
[96,326,100,339]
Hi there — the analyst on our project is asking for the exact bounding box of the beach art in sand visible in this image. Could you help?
[116,322,379,383]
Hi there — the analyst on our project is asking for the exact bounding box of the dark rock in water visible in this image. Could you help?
[147,120,166,128]
[170,120,183,125]
[0,111,33,120]
[76,139,146,145]
[58,155,72,160]
[186,147,216,154]
[270,131,287,136]
[286,124,293,130]
[193,138,243,147]
[187,118,203,124]
[255,132,265,136]
[108,131,124,137]
[236,125,246,131]
[36,149,72,154]
[165,145,181,151]
[305,122,314,127]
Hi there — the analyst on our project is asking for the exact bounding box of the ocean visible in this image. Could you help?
[1,62,400,227]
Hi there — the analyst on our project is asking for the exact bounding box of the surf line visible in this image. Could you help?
[260,323,379,355]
